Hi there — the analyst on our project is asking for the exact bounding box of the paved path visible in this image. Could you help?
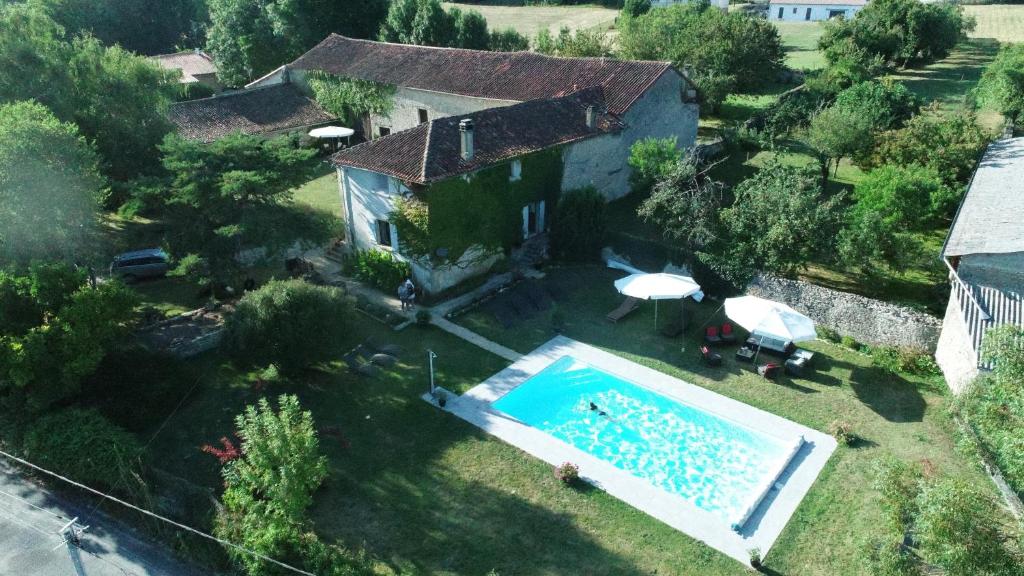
[0,460,202,576]
[430,317,522,362]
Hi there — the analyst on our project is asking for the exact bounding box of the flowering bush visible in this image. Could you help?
[554,462,580,485]
[201,436,241,464]
[828,421,856,446]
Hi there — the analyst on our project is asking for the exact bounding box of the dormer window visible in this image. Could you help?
[510,159,522,182]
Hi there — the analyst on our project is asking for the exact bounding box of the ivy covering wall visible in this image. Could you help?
[305,71,396,128]
[391,148,564,263]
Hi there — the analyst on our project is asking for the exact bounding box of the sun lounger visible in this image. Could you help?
[343,351,379,377]
[606,296,640,323]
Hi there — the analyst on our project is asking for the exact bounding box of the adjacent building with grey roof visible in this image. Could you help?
[935,137,1024,392]
[151,50,221,92]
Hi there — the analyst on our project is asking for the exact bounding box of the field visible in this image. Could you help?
[444,2,618,37]
[776,21,827,71]
[965,4,1024,44]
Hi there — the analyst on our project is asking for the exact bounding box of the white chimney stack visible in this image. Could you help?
[459,119,474,160]
[585,105,596,129]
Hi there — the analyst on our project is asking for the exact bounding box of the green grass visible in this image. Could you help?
[148,265,1001,575]
[776,21,827,71]
[887,38,1003,130]
[292,165,343,218]
[965,4,1024,44]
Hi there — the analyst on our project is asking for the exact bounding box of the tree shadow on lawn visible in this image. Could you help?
[892,38,1001,108]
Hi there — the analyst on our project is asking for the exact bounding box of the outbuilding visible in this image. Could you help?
[768,0,867,21]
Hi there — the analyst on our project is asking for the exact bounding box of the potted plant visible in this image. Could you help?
[554,462,579,486]
[435,389,447,408]
[748,548,763,571]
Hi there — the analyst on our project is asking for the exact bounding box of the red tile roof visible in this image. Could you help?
[290,34,677,115]
[332,87,620,184]
[168,84,335,142]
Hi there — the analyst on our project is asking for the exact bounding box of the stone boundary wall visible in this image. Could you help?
[746,275,942,350]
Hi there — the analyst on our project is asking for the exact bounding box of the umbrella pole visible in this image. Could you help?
[654,300,658,330]
[753,335,764,366]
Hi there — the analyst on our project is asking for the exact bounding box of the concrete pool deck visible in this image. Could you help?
[446,336,837,565]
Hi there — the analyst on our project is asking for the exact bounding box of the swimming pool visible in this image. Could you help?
[492,355,804,530]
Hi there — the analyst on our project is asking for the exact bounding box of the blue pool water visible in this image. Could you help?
[492,356,796,526]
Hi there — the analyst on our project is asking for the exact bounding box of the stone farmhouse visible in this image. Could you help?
[768,0,867,21]
[251,35,700,294]
[935,137,1024,392]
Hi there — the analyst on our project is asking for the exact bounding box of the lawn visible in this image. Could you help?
[146,264,1001,575]
[292,163,343,218]
[965,4,1024,43]
[776,21,826,71]
[443,1,619,38]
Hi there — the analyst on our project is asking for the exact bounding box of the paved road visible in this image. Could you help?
[0,460,204,576]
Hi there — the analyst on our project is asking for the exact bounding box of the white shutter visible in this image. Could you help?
[538,200,546,232]
[522,205,530,240]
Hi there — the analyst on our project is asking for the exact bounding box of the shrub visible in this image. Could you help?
[415,309,431,325]
[554,461,579,485]
[80,346,193,432]
[627,137,680,192]
[827,421,856,446]
[816,325,841,343]
[23,408,141,491]
[870,346,940,376]
[550,307,567,331]
[975,44,1024,123]
[223,279,351,375]
[840,335,860,350]
[345,249,411,293]
[549,187,608,262]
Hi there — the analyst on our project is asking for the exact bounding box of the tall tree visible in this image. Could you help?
[701,159,843,285]
[156,133,320,283]
[975,44,1024,124]
[31,0,208,55]
[0,101,102,263]
[207,0,388,87]
[638,154,724,256]
[379,0,502,51]
[0,4,177,182]
[534,26,614,58]
[619,2,783,108]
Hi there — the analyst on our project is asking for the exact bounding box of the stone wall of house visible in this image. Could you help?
[409,245,505,295]
[746,274,943,350]
[371,87,517,136]
[935,294,980,393]
[561,72,700,201]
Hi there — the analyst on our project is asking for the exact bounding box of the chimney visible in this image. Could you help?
[459,119,474,161]
[585,105,597,129]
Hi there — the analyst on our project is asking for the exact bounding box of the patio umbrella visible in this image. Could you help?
[724,296,815,363]
[613,273,702,328]
[308,126,355,150]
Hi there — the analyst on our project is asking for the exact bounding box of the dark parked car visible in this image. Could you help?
[110,248,169,282]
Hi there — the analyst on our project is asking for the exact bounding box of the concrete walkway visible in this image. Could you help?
[309,248,526,361]
[430,317,522,362]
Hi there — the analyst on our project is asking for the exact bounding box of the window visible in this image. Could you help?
[510,159,522,182]
[777,7,783,18]
[378,126,391,137]
[376,219,393,247]
[418,108,429,124]
[805,7,811,19]
[792,7,797,13]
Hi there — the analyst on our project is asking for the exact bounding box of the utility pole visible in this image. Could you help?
[57,516,89,576]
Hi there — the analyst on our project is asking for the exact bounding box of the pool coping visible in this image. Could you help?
[447,336,837,566]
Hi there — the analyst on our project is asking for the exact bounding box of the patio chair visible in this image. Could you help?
[606,296,640,323]
[720,322,738,343]
[757,362,781,380]
[705,325,722,345]
[700,345,722,367]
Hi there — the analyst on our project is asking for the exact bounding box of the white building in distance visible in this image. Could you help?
[768,0,867,21]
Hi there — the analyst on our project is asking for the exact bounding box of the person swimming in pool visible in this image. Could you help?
[589,402,609,418]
